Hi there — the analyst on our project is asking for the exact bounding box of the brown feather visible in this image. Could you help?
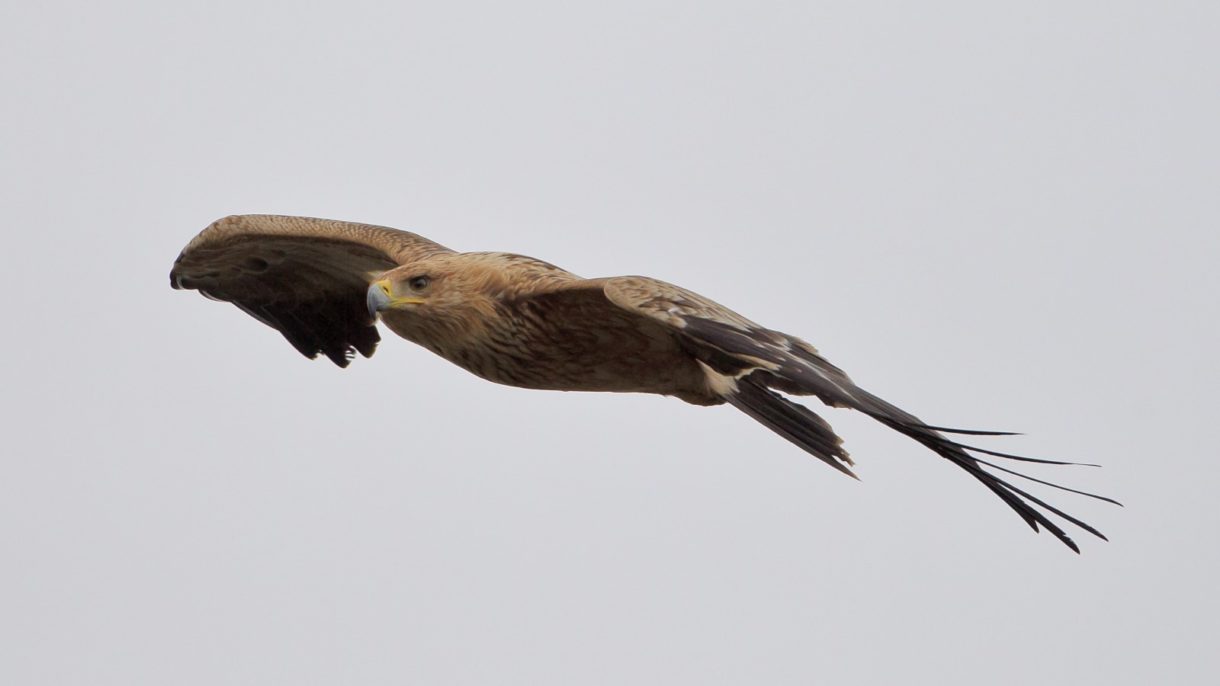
[170,215,1116,551]
[170,215,451,365]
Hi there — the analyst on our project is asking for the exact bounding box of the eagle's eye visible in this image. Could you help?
[407,275,431,292]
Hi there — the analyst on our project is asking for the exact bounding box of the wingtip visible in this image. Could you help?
[915,423,1023,437]
[324,347,355,368]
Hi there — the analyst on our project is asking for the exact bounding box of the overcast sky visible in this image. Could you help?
[3,2,1217,684]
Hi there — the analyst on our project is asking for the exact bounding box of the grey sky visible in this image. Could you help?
[2,1,1217,684]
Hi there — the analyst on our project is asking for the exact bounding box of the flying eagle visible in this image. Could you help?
[170,214,1115,551]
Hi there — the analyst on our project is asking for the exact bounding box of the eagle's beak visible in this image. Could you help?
[367,280,393,318]
[368,279,425,317]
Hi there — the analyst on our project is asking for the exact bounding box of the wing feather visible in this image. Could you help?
[170,215,452,366]
[597,275,1112,551]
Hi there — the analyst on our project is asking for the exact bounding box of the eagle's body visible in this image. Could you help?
[375,255,714,403]
[171,214,1115,551]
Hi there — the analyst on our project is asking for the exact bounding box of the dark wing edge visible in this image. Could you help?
[169,214,452,367]
[602,276,1117,553]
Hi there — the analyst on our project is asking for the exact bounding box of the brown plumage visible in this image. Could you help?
[171,214,1117,551]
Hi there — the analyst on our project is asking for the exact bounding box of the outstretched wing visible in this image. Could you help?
[170,214,453,366]
[598,275,1115,552]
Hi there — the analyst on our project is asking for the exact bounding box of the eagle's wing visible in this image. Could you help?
[584,275,1113,552]
[170,215,452,366]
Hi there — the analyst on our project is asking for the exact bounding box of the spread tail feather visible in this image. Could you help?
[725,376,857,479]
[723,372,1115,552]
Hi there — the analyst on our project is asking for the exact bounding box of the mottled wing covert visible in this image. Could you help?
[602,276,857,402]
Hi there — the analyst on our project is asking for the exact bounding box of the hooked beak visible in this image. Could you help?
[367,280,393,318]
[367,279,424,318]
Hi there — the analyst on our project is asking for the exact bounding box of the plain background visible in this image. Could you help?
[3,2,1217,684]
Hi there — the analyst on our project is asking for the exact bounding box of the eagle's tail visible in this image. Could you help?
[724,375,857,478]
[722,371,1117,553]
[844,385,1115,553]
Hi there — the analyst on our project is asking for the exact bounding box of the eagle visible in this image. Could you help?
[170,214,1115,551]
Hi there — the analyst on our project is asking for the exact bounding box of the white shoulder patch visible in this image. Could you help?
[697,360,740,396]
